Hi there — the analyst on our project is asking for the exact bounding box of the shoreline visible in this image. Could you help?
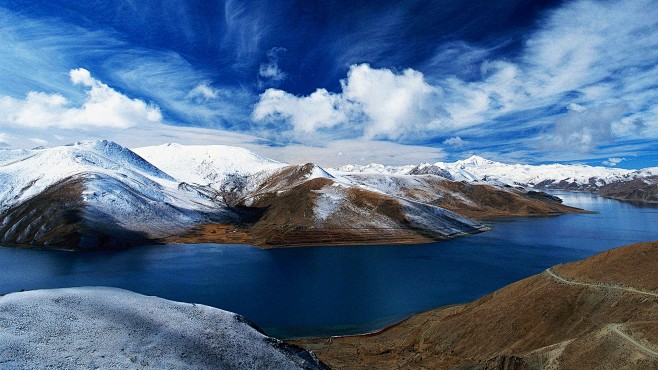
[284,303,464,341]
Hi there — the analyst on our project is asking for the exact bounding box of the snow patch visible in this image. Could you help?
[0,287,325,370]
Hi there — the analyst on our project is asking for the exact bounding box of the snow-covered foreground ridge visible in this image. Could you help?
[332,155,658,189]
[0,287,327,370]
[0,140,589,249]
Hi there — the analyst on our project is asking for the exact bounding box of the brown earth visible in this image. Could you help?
[294,240,658,369]
[0,177,84,249]
[432,181,588,219]
[167,170,587,248]
[596,176,658,204]
[0,177,155,250]
[343,174,587,219]
[167,177,449,248]
[1,165,588,250]
[0,176,162,250]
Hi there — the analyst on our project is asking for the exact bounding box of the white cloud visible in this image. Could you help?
[603,157,625,166]
[342,64,445,139]
[252,0,658,155]
[29,137,48,146]
[252,88,347,133]
[253,64,447,140]
[223,0,266,64]
[258,63,285,82]
[256,139,445,167]
[443,136,468,148]
[258,47,287,89]
[0,132,9,147]
[0,68,162,129]
[544,104,627,153]
[187,83,219,102]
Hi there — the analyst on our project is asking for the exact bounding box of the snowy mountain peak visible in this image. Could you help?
[133,143,287,188]
[456,155,496,166]
[333,154,652,189]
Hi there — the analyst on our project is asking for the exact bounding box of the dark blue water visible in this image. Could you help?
[1,192,657,338]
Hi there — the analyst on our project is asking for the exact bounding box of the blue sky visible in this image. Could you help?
[0,0,657,168]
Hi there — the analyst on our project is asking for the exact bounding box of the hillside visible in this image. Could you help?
[0,141,586,250]
[296,240,658,369]
[596,176,658,203]
[339,173,584,219]
[0,141,237,249]
[0,287,327,369]
[165,162,584,247]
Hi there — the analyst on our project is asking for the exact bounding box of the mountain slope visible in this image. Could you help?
[340,173,584,219]
[0,287,327,370]
[597,176,658,203]
[133,143,287,191]
[296,240,658,369]
[0,141,237,249]
[166,164,488,247]
[0,142,588,250]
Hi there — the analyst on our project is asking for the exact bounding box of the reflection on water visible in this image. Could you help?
[1,192,657,338]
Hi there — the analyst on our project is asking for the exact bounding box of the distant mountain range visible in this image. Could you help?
[0,141,631,250]
[333,156,658,203]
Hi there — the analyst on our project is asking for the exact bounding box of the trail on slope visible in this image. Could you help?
[545,268,658,357]
[545,268,658,297]
[610,324,658,357]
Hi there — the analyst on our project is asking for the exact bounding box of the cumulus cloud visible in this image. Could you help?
[253,64,447,140]
[252,0,658,156]
[342,65,446,139]
[443,136,468,148]
[603,157,625,166]
[252,88,347,133]
[258,47,287,88]
[0,68,162,129]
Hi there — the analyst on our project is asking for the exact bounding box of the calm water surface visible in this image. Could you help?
[1,192,657,338]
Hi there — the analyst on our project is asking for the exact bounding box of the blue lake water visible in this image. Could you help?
[1,192,657,338]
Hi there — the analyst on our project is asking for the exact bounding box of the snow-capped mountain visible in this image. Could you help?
[0,141,237,248]
[331,155,653,191]
[0,141,587,250]
[134,143,287,190]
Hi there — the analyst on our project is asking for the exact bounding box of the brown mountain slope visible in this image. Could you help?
[295,241,658,369]
[168,169,587,247]
[340,174,587,219]
[167,175,487,248]
[0,177,154,250]
[596,176,658,204]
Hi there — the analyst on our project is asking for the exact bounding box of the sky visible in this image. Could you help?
[0,0,657,168]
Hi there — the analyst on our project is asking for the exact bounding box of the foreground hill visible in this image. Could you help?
[0,287,327,369]
[296,240,658,369]
[0,141,584,250]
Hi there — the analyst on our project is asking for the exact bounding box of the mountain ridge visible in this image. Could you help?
[0,141,588,250]
[332,156,658,202]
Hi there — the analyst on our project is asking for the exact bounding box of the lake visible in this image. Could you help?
[1,192,657,338]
